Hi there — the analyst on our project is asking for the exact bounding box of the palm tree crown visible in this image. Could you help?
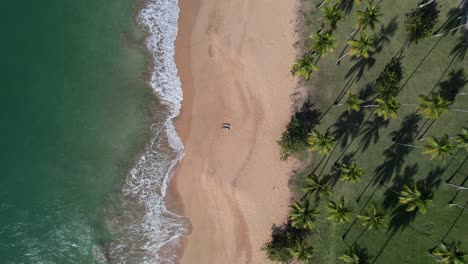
[291,52,319,80]
[308,129,337,155]
[357,204,387,230]
[289,200,319,230]
[375,97,401,120]
[327,197,353,224]
[357,2,383,30]
[303,174,333,200]
[423,134,456,159]
[322,5,344,31]
[343,92,364,113]
[431,241,466,264]
[311,32,337,56]
[348,32,376,59]
[290,240,314,263]
[417,93,450,119]
[399,183,433,214]
[339,160,365,183]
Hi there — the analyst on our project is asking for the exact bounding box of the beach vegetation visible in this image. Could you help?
[278,116,310,160]
[311,32,337,57]
[291,52,319,79]
[404,2,440,43]
[289,200,319,230]
[308,129,337,155]
[268,0,468,262]
[327,196,353,224]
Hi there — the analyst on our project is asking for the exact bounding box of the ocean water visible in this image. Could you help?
[0,0,186,263]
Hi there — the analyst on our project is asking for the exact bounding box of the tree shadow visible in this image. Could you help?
[450,34,468,61]
[382,164,419,211]
[375,17,399,51]
[387,177,439,233]
[358,116,390,152]
[441,200,468,241]
[434,7,463,36]
[426,56,459,97]
[332,110,365,149]
[372,113,422,185]
[339,0,357,14]
[294,100,323,130]
[446,154,468,183]
[345,56,377,82]
[437,69,467,102]
[398,37,444,93]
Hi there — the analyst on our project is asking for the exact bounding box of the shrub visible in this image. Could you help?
[261,223,309,263]
[375,57,404,98]
[404,3,439,43]
[278,116,310,160]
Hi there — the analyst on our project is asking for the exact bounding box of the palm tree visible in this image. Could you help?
[361,97,401,120]
[337,32,376,64]
[322,4,344,31]
[311,32,337,57]
[303,174,333,200]
[357,204,387,230]
[290,240,314,263]
[348,2,383,39]
[430,241,466,264]
[399,183,433,214]
[308,129,337,155]
[291,52,319,80]
[339,244,371,264]
[423,135,457,159]
[289,200,319,230]
[338,160,365,183]
[327,196,353,224]
[339,251,360,263]
[455,128,468,151]
[336,92,364,113]
[417,93,450,119]
[393,134,456,160]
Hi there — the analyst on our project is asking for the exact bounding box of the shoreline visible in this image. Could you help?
[171,0,298,262]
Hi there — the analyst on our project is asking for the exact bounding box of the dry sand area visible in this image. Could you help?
[173,0,297,262]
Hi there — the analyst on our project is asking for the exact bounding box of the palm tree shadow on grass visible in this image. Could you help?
[295,100,323,131]
[375,17,399,51]
[450,34,468,61]
[381,164,419,211]
[372,113,422,185]
[446,155,468,183]
[437,69,467,103]
[339,0,357,15]
[345,57,377,83]
[358,116,390,152]
[332,110,365,149]
[434,7,463,36]
[386,171,442,233]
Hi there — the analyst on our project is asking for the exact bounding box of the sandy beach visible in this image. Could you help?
[172,0,297,262]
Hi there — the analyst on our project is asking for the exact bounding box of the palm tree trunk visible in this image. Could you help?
[409,224,439,246]
[361,104,379,108]
[336,52,350,65]
[347,25,359,40]
[449,107,468,113]
[449,203,468,210]
[316,0,328,8]
[419,0,436,8]
[446,181,468,190]
[392,142,422,148]
[379,183,401,196]
[401,103,419,106]
[433,23,468,37]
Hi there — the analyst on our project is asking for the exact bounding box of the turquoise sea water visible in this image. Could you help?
[0,0,157,262]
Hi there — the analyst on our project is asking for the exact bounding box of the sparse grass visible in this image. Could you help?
[287,0,468,263]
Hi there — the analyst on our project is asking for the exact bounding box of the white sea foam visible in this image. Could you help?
[108,0,188,263]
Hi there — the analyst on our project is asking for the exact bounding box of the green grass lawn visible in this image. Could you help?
[290,0,468,263]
